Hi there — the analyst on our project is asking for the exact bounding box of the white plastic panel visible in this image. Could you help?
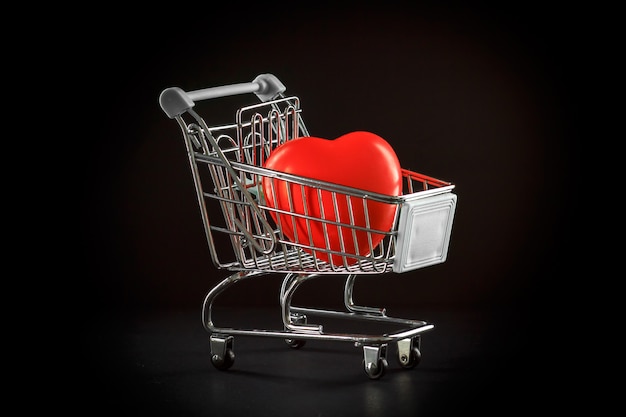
[392,192,457,273]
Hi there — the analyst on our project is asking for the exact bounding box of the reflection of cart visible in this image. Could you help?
[159,74,457,379]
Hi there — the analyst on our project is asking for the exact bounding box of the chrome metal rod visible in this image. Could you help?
[289,305,429,327]
[200,325,433,345]
[279,274,322,333]
[202,270,265,332]
[344,274,386,315]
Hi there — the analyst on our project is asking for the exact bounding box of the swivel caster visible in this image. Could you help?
[211,349,235,371]
[397,336,422,369]
[362,344,388,380]
[210,334,235,371]
[285,338,307,349]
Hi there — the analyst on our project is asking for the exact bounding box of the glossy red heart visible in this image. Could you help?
[262,131,402,265]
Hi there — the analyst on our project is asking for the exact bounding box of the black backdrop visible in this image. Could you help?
[78,4,577,313]
[66,2,589,415]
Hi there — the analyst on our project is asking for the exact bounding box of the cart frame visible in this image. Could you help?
[159,74,457,379]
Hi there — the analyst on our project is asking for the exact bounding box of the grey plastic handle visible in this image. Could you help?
[159,73,286,118]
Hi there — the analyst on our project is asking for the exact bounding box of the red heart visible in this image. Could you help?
[262,131,402,265]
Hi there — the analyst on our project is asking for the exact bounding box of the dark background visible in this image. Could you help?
[63,2,594,415]
[78,3,579,313]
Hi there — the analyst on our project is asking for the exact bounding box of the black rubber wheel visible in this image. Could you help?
[364,358,388,380]
[285,338,307,349]
[399,346,421,369]
[211,349,235,371]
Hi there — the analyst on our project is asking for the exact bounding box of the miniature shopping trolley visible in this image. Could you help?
[159,74,457,379]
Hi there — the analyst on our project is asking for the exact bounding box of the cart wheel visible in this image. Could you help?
[211,349,235,371]
[363,358,388,380]
[398,346,421,369]
[284,338,307,349]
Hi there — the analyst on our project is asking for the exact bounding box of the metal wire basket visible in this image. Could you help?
[159,74,457,379]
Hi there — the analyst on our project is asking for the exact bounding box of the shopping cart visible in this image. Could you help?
[159,74,457,379]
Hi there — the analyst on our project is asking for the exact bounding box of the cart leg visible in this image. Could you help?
[202,270,265,332]
[362,344,388,380]
[210,334,235,371]
[397,336,422,369]
[344,274,386,316]
[280,273,322,333]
